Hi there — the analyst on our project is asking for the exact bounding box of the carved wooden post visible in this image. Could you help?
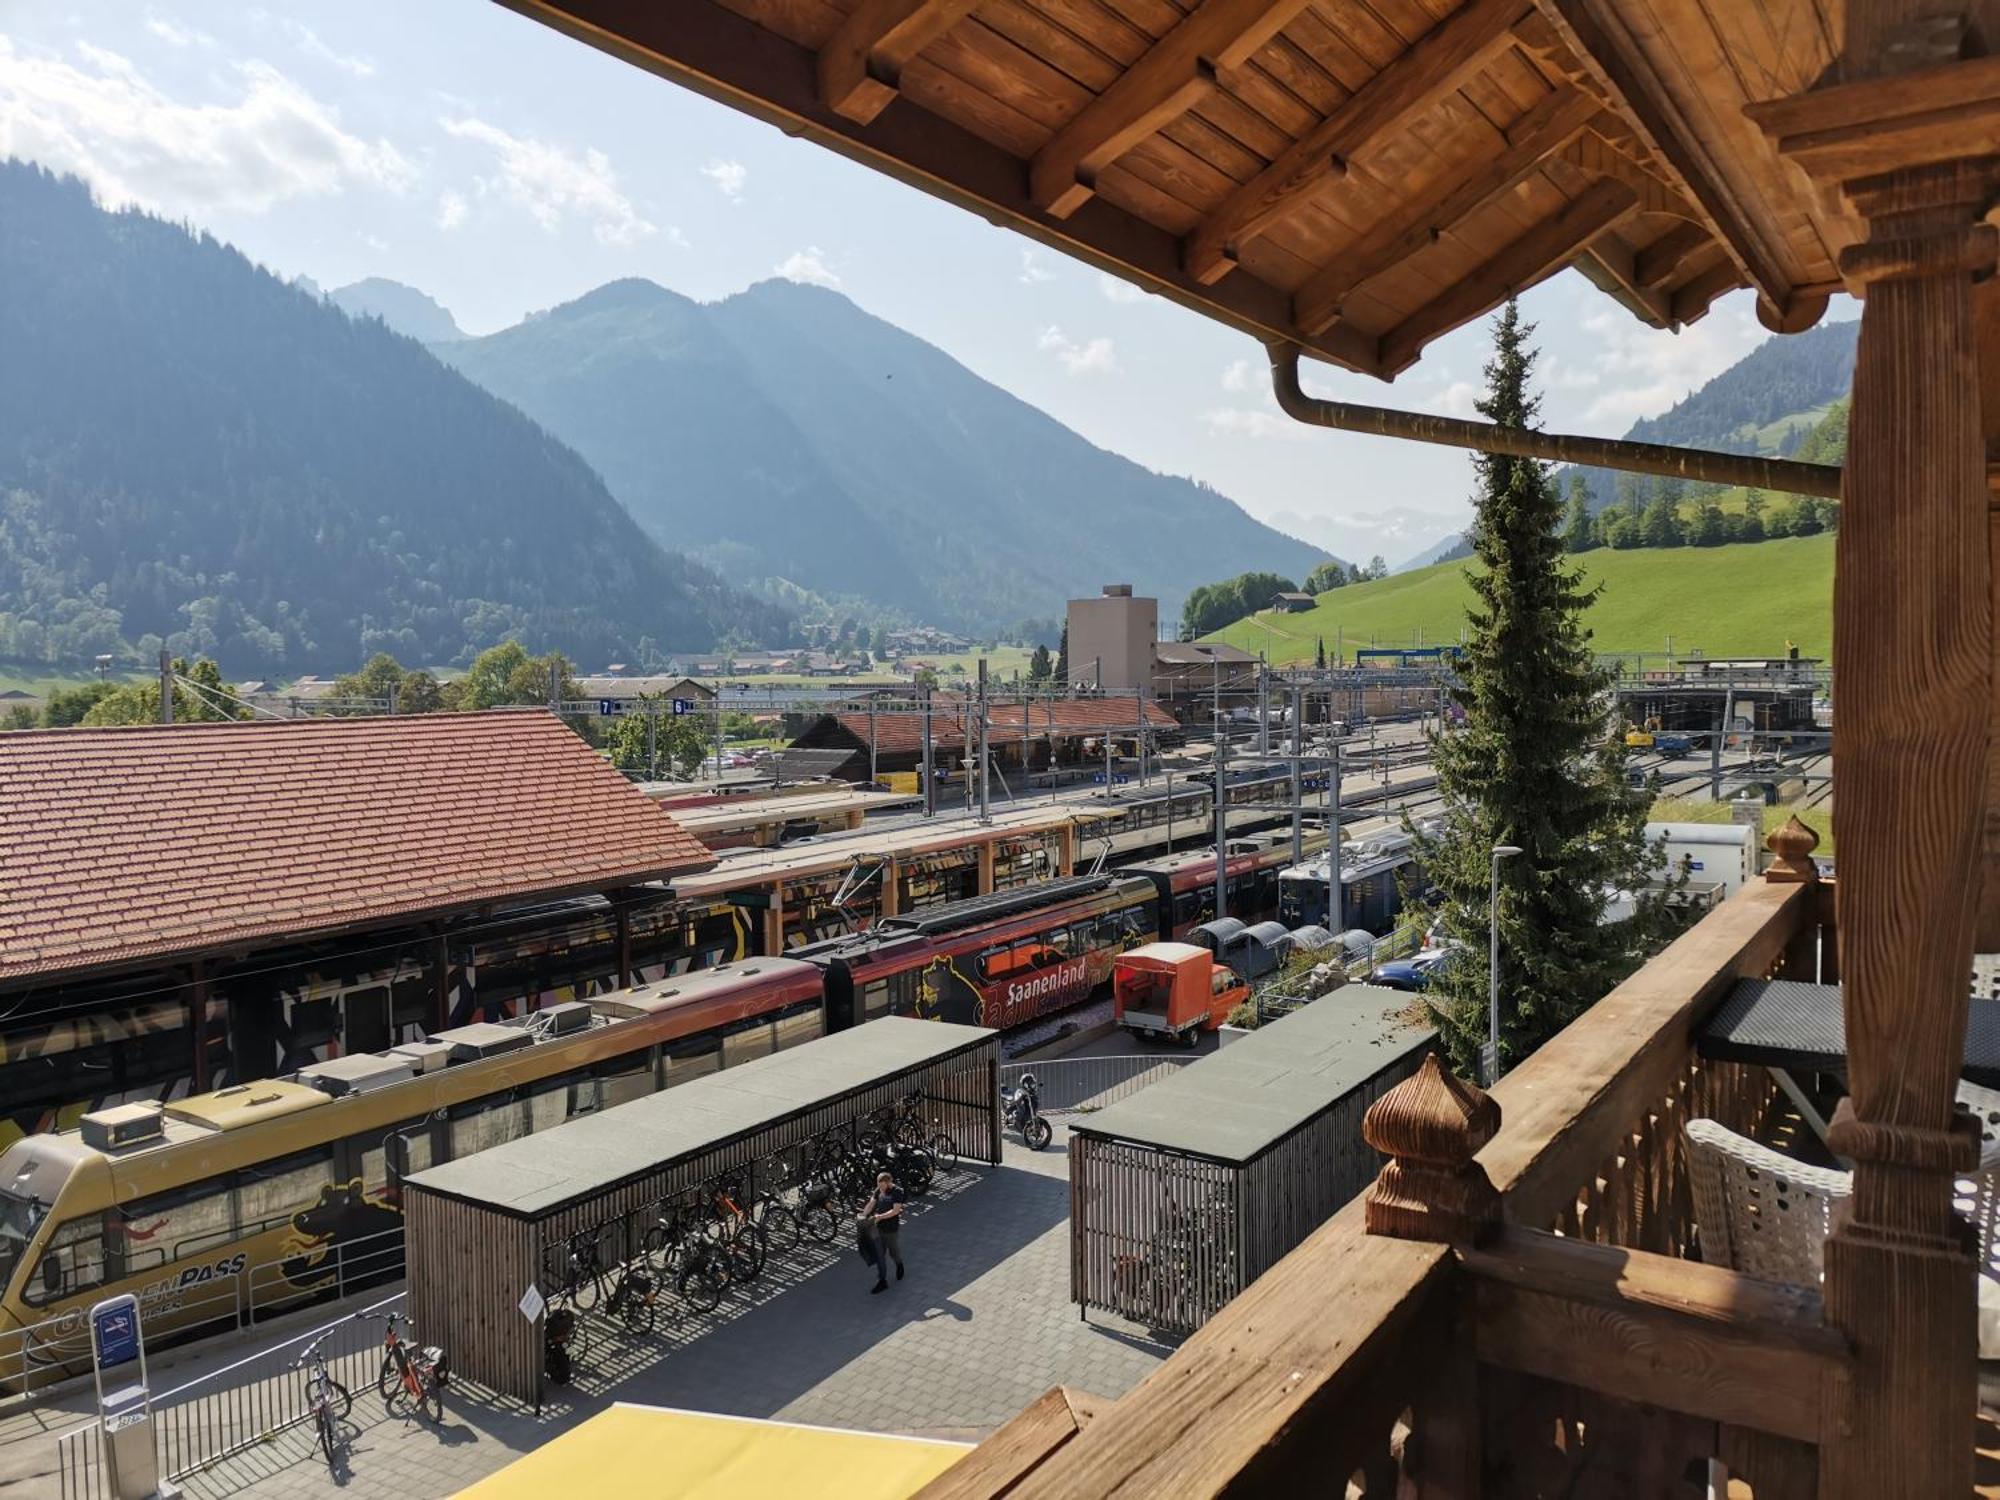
[1364,1053,1501,1245]
[1749,15,1997,1492]
[1762,814,1820,885]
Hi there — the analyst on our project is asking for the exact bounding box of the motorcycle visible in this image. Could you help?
[1002,1072,1053,1151]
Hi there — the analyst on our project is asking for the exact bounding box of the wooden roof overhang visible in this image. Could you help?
[498,0,1851,381]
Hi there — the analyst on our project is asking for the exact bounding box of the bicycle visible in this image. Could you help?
[708,1183,769,1283]
[602,1260,659,1335]
[375,1309,447,1423]
[294,1332,352,1471]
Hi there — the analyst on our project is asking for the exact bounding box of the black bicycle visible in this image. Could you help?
[603,1260,659,1335]
[294,1332,352,1471]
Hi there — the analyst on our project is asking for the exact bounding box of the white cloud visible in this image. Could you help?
[1430,380,1481,419]
[282,21,375,78]
[1017,247,1055,285]
[1574,295,1767,428]
[667,225,691,250]
[1200,407,1310,440]
[1099,273,1143,304]
[144,15,210,48]
[1038,324,1119,376]
[443,116,654,246]
[358,231,387,252]
[0,38,413,215]
[775,246,840,287]
[1221,358,1254,393]
[436,188,467,230]
[700,157,747,200]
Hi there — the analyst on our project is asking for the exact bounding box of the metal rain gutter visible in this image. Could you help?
[1266,343,1842,500]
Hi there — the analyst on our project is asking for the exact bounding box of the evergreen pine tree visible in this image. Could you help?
[1056,622,1069,687]
[1562,474,1595,553]
[1315,637,1327,670]
[1417,301,1669,1078]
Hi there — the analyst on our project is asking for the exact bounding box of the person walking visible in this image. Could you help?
[861,1170,906,1294]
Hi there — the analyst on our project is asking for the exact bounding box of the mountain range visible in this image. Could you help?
[0,161,784,675]
[424,277,1329,632]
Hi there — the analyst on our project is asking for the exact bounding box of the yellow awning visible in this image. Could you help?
[454,1403,970,1499]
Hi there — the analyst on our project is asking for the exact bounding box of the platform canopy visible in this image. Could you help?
[498,0,1848,378]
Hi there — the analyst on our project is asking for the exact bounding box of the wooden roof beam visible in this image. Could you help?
[1183,0,1531,287]
[819,0,985,126]
[1632,219,1709,288]
[1378,175,1637,374]
[1528,0,1795,311]
[1031,0,1315,218]
[1292,85,1598,336]
[1579,239,1671,326]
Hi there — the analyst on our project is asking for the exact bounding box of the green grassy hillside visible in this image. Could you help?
[1211,533,1833,664]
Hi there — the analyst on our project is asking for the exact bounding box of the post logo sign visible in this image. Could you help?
[91,1295,142,1369]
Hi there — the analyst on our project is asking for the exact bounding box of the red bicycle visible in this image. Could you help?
[374,1310,447,1423]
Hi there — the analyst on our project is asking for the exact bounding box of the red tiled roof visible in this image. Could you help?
[804,697,1177,755]
[0,711,713,983]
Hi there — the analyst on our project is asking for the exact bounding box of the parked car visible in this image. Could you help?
[1374,947,1459,992]
[1654,733,1694,757]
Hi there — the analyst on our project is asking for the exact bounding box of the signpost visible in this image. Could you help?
[90,1293,167,1498]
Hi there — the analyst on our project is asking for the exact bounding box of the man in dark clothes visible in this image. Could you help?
[861,1171,906,1293]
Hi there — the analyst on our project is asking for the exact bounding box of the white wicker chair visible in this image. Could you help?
[1685,1117,1852,1284]
[1689,1098,2000,1358]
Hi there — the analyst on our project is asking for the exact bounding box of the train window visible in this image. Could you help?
[722,1020,776,1067]
[1043,926,1075,959]
[25,1216,108,1306]
[1172,891,1203,928]
[666,1033,722,1086]
[860,980,892,1021]
[775,1006,823,1049]
[234,1148,335,1237]
[974,946,1008,982]
[364,1124,433,1193]
[447,1096,527,1159]
[116,1181,235,1273]
[526,1077,572,1133]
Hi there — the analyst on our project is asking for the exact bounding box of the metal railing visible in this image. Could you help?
[5,1225,407,1408]
[55,1292,405,1498]
[999,1054,1193,1116]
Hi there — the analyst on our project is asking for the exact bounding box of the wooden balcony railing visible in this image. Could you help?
[921,870,1849,1499]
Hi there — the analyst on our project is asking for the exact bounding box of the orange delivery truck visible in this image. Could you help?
[1112,942,1249,1046]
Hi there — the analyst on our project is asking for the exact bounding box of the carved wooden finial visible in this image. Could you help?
[1363,1053,1502,1244]
[1764,814,1821,883]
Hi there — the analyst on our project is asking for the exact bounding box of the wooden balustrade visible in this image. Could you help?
[917,871,1835,1498]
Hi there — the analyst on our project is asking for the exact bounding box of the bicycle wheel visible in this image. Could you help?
[570,1262,600,1312]
[755,1197,800,1255]
[317,1402,337,1468]
[894,1149,934,1196]
[621,1291,657,1336]
[419,1368,445,1424]
[376,1353,398,1402]
[927,1132,960,1173]
[678,1255,726,1313]
[798,1201,838,1243]
[725,1226,766,1284]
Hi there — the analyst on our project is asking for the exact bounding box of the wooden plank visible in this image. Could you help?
[1633,218,1708,287]
[1377,174,1635,373]
[913,1386,1101,1498]
[1291,83,1595,332]
[506,0,1379,371]
[1182,0,1529,284]
[1531,0,1794,306]
[1666,251,1740,324]
[1483,878,1813,1230]
[1031,0,1316,215]
[819,0,985,122]
[1462,1227,1848,1445]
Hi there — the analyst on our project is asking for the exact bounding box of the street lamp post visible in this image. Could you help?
[1488,844,1523,1086]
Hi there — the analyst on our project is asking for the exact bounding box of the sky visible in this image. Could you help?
[0,1,1827,568]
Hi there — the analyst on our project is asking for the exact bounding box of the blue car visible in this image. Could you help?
[1374,947,1458,992]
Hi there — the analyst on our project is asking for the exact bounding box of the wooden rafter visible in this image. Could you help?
[1031,0,1315,218]
[1182,0,1530,286]
[1378,176,1637,374]
[1579,239,1671,326]
[1665,245,1740,324]
[819,0,984,125]
[1561,130,1699,220]
[1528,0,1794,308]
[1291,86,1598,335]
[495,0,1382,373]
[1633,220,1709,288]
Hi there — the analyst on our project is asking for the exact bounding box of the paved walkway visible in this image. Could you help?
[29,1129,1173,1499]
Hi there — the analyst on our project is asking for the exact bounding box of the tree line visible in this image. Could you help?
[1179,558,1388,638]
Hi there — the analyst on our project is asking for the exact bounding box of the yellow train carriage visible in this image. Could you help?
[0,959,825,1388]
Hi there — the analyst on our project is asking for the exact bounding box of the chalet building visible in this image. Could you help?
[0,712,713,1147]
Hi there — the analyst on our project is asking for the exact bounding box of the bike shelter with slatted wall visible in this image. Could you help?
[401,1018,1000,1405]
[1068,987,1432,1335]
